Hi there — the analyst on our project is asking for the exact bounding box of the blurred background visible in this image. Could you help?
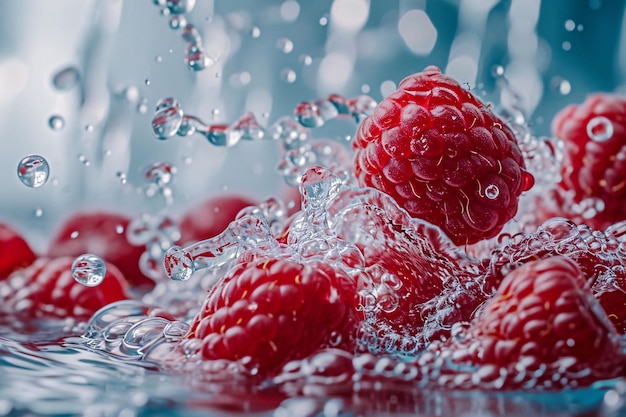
[0,0,624,250]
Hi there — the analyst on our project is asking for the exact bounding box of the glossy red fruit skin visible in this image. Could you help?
[47,212,151,289]
[353,66,533,246]
[0,257,128,323]
[0,223,36,279]
[179,195,256,245]
[427,256,626,390]
[546,93,626,230]
[181,255,360,378]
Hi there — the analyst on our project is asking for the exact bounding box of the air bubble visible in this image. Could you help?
[586,116,614,142]
[48,115,65,131]
[71,254,106,287]
[484,184,500,200]
[51,66,80,91]
[17,155,50,188]
[251,26,261,38]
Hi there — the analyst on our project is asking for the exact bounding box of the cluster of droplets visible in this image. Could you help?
[294,94,377,128]
[81,300,190,362]
[143,161,177,205]
[151,0,214,71]
[127,213,182,281]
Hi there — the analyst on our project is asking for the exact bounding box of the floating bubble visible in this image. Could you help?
[586,116,614,142]
[17,155,50,188]
[276,38,294,53]
[48,115,65,131]
[51,66,80,91]
[71,254,106,287]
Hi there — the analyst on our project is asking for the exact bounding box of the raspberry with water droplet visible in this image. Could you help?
[170,255,360,378]
[352,66,533,246]
[538,93,626,230]
[425,256,626,390]
[0,257,128,326]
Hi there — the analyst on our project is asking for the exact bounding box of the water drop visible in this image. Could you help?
[319,15,328,26]
[182,24,202,44]
[251,26,261,38]
[299,54,312,66]
[282,68,297,82]
[17,155,50,188]
[145,79,151,86]
[350,95,377,122]
[491,65,505,78]
[116,172,127,184]
[48,115,65,131]
[166,0,196,14]
[361,84,370,94]
[204,125,242,147]
[231,112,265,141]
[558,79,571,95]
[34,207,43,217]
[85,124,94,132]
[152,101,184,140]
[71,254,106,287]
[562,41,572,51]
[276,38,294,54]
[164,246,195,281]
[70,231,79,239]
[155,55,163,63]
[116,225,124,234]
[586,116,614,142]
[169,15,187,30]
[565,19,576,31]
[137,99,149,114]
[78,155,90,166]
[484,184,500,200]
[144,162,176,186]
[185,44,214,71]
[51,66,80,91]
[295,101,324,128]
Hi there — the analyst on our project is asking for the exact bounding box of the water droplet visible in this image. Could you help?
[116,171,127,184]
[361,84,370,94]
[78,155,90,166]
[51,66,80,91]
[565,19,576,31]
[185,44,214,71]
[152,100,184,140]
[251,26,261,38]
[491,65,505,78]
[295,101,323,128]
[204,125,242,147]
[350,95,377,122]
[586,116,614,142]
[137,99,149,114]
[562,41,572,51]
[231,112,265,140]
[34,207,43,217]
[164,246,195,281]
[144,162,176,186]
[319,15,328,26]
[145,79,151,86]
[155,55,163,63]
[169,15,187,30]
[182,24,202,43]
[48,115,65,131]
[300,166,344,210]
[71,254,106,287]
[299,54,312,65]
[85,124,94,132]
[166,0,196,14]
[70,231,80,239]
[17,155,50,188]
[116,225,125,234]
[276,38,294,54]
[484,184,500,199]
[558,79,571,95]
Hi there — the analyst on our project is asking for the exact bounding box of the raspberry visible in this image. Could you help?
[544,93,626,230]
[0,223,36,279]
[173,255,360,378]
[48,212,151,290]
[353,66,533,245]
[424,256,626,390]
[179,195,257,245]
[0,257,128,326]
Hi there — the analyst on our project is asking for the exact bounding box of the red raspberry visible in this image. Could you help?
[543,93,626,230]
[48,212,150,290]
[0,257,128,325]
[179,195,256,245]
[0,223,36,279]
[352,66,533,245]
[173,255,360,378]
[425,256,626,390]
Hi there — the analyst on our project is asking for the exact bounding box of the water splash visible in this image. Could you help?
[295,94,376,128]
[143,161,177,205]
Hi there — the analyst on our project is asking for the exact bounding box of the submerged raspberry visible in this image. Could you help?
[353,66,533,246]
